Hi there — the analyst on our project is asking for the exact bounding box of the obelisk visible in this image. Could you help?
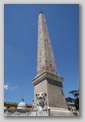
[32,10,73,116]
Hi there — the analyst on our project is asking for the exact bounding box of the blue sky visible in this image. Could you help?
[4,4,79,104]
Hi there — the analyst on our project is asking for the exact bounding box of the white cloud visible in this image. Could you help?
[4,83,18,90]
[4,84,8,90]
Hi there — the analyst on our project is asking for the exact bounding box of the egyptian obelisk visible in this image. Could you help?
[32,10,73,116]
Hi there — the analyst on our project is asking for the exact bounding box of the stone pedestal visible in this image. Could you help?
[33,71,67,109]
[32,71,74,116]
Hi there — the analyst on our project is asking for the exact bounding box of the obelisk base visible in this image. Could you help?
[32,70,67,109]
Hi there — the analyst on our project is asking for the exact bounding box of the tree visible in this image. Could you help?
[65,97,74,102]
[69,89,79,110]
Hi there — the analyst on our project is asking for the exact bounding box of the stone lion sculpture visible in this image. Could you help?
[35,92,47,111]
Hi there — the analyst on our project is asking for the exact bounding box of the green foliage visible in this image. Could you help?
[66,97,74,102]
[69,89,79,110]
[69,89,79,98]
[74,98,79,110]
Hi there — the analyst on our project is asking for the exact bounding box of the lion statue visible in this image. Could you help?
[35,92,47,111]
